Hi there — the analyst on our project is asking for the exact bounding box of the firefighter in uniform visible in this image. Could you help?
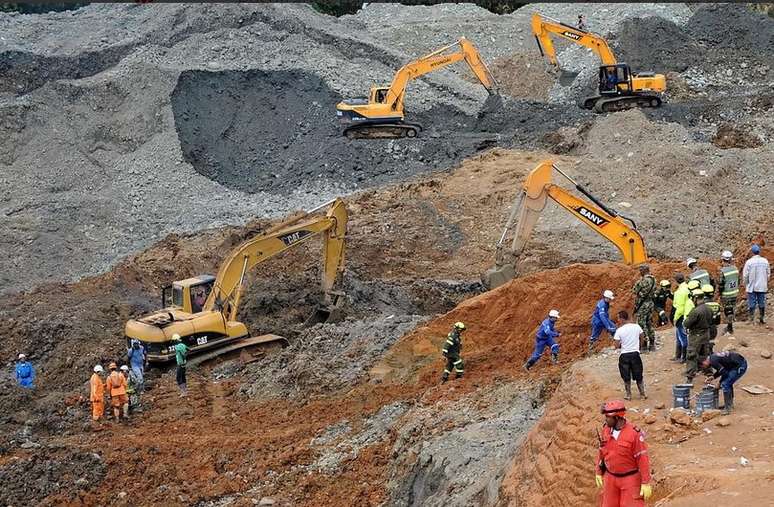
[653,280,672,327]
[718,250,739,335]
[684,288,713,383]
[702,284,721,353]
[595,400,652,506]
[632,264,657,352]
[441,322,466,383]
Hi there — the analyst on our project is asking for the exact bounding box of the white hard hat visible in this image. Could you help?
[18,353,26,360]
[172,333,181,341]
[686,257,697,267]
[120,365,129,372]
[721,250,733,260]
[549,309,560,318]
[94,365,104,373]
[603,290,615,299]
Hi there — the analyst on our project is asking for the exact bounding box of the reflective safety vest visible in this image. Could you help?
[720,266,739,298]
[690,269,710,287]
[705,301,721,325]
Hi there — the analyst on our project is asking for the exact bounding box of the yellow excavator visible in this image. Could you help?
[482,160,647,289]
[336,37,498,139]
[531,13,666,113]
[125,199,348,363]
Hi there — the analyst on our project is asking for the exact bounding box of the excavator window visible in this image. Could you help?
[189,281,213,313]
[599,65,629,93]
[375,88,388,103]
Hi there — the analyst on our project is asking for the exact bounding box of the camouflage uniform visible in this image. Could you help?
[633,274,657,351]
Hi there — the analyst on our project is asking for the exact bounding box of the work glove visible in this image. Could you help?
[595,474,603,488]
[640,483,652,500]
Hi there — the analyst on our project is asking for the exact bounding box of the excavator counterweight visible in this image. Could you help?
[482,160,647,290]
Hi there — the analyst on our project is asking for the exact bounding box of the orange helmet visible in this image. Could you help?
[601,400,626,417]
[108,362,117,370]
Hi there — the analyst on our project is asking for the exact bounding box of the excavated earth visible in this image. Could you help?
[1,2,774,506]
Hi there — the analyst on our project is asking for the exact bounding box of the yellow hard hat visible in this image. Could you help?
[687,280,700,290]
[172,333,181,341]
[701,284,714,294]
[691,288,705,297]
[454,322,466,330]
[659,280,670,287]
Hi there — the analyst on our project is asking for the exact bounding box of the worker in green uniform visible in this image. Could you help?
[173,334,189,397]
[632,264,657,352]
[684,288,713,383]
[718,250,739,335]
[702,284,721,353]
[441,322,466,383]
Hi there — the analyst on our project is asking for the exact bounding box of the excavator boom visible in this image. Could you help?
[531,13,617,66]
[483,160,647,290]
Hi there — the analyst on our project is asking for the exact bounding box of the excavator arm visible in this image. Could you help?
[531,12,617,67]
[483,160,647,289]
[204,198,347,322]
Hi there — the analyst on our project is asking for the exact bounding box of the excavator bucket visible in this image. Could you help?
[481,263,516,291]
[303,293,345,327]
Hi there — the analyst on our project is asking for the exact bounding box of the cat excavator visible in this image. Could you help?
[336,37,499,139]
[482,160,647,290]
[531,13,666,113]
[125,198,348,363]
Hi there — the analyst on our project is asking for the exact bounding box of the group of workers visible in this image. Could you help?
[89,340,147,426]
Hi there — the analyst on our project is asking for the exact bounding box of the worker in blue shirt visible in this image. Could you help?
[589,290,617,354]
[524,310,561,370]
[15,354,35,389]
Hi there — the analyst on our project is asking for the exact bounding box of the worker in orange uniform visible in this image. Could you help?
[595,400,652,506]
[90,364,106,426]
[105,362,129,421]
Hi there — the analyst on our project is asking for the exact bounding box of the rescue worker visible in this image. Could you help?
[595,400,652,506]
[524,310,561,370]
[90,365,105,425]
[441,322,466,383]
[589,290,617,354]
[632,264,656,352]
[687,257,714,289]
[742,244,770,324]
[718,250,739,335]
[121,365,139,412]
[174,334,189,397]
[577,14,587,31]
[671,274,690,363]
[701,351,747,414]
[653,280,672,327]
[702,284,721,353]
[14,353,35,389]
[684,288,713,383]
[105,362,129,421]
[127,339,146,392]
[613,310,646,400]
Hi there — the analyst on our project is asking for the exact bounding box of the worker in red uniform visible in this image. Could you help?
[595,400,652,506]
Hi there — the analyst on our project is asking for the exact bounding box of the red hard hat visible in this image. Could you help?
[601,400,626,417]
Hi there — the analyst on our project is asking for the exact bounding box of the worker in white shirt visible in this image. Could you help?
[613,310,646,400]
[743,244,770,324]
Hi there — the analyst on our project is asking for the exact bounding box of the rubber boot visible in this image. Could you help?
[722,390,734,414]
[455,372,464,381]
[680,345,687,364]
[522,362,532,372]
[648,337,656,353]
[725,322,733,335]
[551,352,558,365]
[624,381,632,401]
[760,307,765,325]
[441,371,449,383]
[637,381,647,399]
[122,404,129,419]
[671,341,681,362]
[587,340,595,356]
[749,309,756,323]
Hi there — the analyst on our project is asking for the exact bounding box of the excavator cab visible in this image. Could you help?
[371,86,389,104]
[599,64,632,94]
[161,275,216,314]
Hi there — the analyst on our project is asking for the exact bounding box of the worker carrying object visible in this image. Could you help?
[718,250,739,335]
[702,284,721,353]
[14,353,35,389]
[441,322,466,383]
[173,334,189,397]
[653,280,672,327]
[671,273,690,363]
[701,351,747,414]
[105,362,129,421]
[524,310,560,370]
[595,400,652,506]
[90,365,105,423]
[588,290,617,354]
[684,288,713,383]
[632,264,656,352]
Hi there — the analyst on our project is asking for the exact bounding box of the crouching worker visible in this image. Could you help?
[524,310,560,370]
[595,400,652,506]
[701,351,747,414]
[441,322,466,383]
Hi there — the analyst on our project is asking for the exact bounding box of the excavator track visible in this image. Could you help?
[343,122,423,140]
[588,94,662,113]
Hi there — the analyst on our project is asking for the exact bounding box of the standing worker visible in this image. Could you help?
[742,244,770,324]
[595,400,652,506]
[718,250,740,335]
[577,14,587,31]
[588,290,617,354]
[105,362,129,421]
[632,264,657,353]
[613,310,646,400]
[121,365,139,413]
[653,280,672,327]
[687,257,715,289]
[173,334,189,397]
[524,310,561,370]
[14,354,35,389]
[127,339,147,392]
[702,284,721,353]
[90,365,105,426]
[701,351,747,414]
[684,288,713,383]
[671,274,690,363]
[441,322,466,383]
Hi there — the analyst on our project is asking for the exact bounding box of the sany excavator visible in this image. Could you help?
[125,199,347,363]
[531,13,666,113]
[482,160,647,290]
[336,37,498,139]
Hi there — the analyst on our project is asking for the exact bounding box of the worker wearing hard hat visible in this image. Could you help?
[717,250,739,335]
[524,310,561,370]
[632,264,657,353]
[173,334,189,397]
[742,243,770,325]
[105,362,129,421]
[684,288,713,383]
[595,400,652,506]
[90,365,105,424]
[121,365,140,413]
[14,353,35,389]
[588,290,617,354]
[702,284,721,353]
[441,322,466,383]
[671,273,690,363]
[653,280,673,327]
[686,257,715,290]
